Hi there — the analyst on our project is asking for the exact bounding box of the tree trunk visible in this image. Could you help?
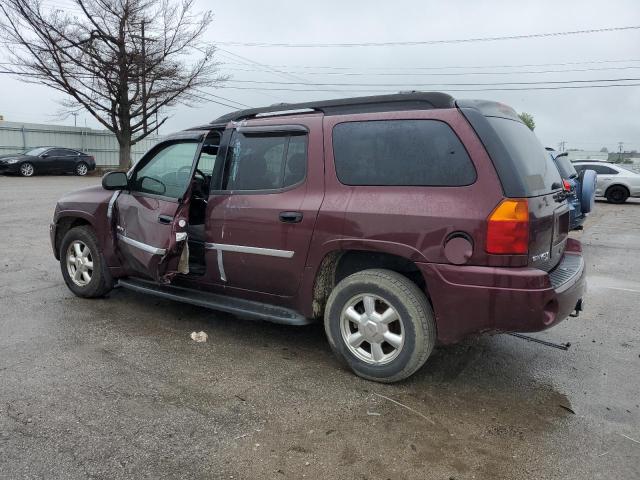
[118,138,132,170]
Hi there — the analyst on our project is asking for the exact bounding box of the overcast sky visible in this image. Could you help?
[1,0,639,152]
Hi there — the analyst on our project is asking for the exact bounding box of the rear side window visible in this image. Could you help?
[590,165,618,175]
[332,120,476,186]
[48,149,69,157]
[223,132,307,191]
[487,117,561,196]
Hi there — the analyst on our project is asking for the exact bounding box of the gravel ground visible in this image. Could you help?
[0,175,638,480]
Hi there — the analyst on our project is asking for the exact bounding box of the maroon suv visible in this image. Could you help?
[50,93,586,382]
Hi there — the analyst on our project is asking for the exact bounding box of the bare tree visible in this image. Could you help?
[0,0,226,168]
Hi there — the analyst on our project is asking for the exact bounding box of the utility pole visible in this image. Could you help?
[618,142,624,162]
[558,140,566,152]
[71,112,78,127]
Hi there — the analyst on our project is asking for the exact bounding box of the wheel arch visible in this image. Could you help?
[18,160,36,175]
[53,214,95,260]
[309,248,430,320]
[605,183,630,197]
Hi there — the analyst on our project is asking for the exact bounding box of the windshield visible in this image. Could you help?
[24,147,49,156]
[553,155,578,179]
[487,117,562,196]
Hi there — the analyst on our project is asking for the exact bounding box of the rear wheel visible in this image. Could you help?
[75,162,89,176]
[324,269,436,383]
[605,185,629,204]
[19,162,34,177]
[60,226,113,298]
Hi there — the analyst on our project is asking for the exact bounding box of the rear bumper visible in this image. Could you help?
[418,238,586,344]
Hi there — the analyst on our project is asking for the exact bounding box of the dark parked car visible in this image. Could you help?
[0,147,96,177]
[50,93,586,382]
[547,149,596,230]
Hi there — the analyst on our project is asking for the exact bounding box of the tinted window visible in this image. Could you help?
[48,149,69,157]
[553,155,578,179]
[584,164,618,175]
[24,147,48,156]
[132,141,199,198]
[332,120,475,186]
[283,136,307,186]
[487,117,562,195]
[598,166,618,175]
[223,132,307,191]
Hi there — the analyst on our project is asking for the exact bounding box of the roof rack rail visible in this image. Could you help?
[255,108,316,118]
[211,92,455,124]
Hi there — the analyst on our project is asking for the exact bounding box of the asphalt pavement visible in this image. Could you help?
[0,175,638,479]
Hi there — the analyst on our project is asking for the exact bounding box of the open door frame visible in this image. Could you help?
[111,130,210,283]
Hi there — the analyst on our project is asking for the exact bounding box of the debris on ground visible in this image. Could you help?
[559,404,576,414]
[619,433,640,445]
[190,331,208,343]
[373,393,435,425]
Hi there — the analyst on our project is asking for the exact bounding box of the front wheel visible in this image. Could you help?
[60,226,113,298]
[324,269,436,383]
[19,162,34,177]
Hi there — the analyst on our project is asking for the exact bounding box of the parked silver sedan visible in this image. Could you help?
[573,160,640,204]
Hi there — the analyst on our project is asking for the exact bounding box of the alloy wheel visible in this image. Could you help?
[76,163,88,176]
[340,293,404,365]
[20,163,34,177]
[66,240,94,286]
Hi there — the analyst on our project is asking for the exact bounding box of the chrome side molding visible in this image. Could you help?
[117,233,166,255]
[205,242,294,259]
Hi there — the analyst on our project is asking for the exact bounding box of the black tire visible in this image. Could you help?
[75,162,89,176]
[19,162,35,177]
[605,185,629,204]
[324,269,436,383]
[59,226,113,298]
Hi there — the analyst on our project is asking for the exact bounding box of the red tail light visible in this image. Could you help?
[562,179,571,192]
[486,199,529,255]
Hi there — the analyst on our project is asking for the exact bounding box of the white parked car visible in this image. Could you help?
[573,160,640,204]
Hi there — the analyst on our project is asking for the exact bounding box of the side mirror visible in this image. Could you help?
[41,154,48,158]
[102,171,129,190]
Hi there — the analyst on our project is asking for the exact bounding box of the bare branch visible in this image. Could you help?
[0,0,226,168]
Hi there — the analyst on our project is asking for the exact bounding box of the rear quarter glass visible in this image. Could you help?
[554,155,578,179]
[331,119,477,187]
[486,117,562,197]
